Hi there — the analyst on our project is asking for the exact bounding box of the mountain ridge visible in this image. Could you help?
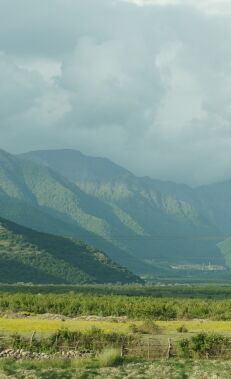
[17,149,229,272]
[0,147,230,279]
[0,215,142,284]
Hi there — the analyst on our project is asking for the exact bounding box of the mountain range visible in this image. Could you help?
[0,148,231,281]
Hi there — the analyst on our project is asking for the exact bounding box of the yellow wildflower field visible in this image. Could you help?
[1,318,231,334]
[0,319,141,333]
[157,320,231,331]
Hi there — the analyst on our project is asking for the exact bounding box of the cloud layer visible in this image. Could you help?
[1,0,231,185]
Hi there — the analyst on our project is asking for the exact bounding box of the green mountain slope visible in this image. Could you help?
[0,150,148,273]
[196,181,231,234]
[0,216,141,284]
[20,149,226,271]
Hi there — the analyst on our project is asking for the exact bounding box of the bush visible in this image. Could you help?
[97,348,122,367]
[7,328,136,354]
[178,332,231,358]
[177,325,188,333]
[128,324,139,334]
[136,320,161,334]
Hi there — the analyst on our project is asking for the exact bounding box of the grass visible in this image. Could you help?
[97,348,122,367]
[157,320,231,332]
[0,358,231,378]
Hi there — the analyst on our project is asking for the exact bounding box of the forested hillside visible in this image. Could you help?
[0,216,141,284]
[20,149,229,272]
[0,149,147,272]
[1,148,230,278]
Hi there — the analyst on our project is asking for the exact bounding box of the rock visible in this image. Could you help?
[0,349,93,360]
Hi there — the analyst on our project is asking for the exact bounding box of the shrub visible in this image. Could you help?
[110,318,119,323]
[7,328,136,354]
[177,325,188,333]
[136,320,161,334]
[128,324,139,333]
[178,332,231,358]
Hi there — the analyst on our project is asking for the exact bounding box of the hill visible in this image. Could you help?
[0,149,148,273]
[0,148,230,279]
[20,149,226,271]
[0,216,142,284]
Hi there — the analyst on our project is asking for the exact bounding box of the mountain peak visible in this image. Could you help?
[19,149,131,183]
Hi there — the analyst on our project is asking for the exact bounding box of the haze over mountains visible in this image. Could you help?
[1,148,231,281]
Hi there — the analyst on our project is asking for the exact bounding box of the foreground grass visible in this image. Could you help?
[0,358,231,378]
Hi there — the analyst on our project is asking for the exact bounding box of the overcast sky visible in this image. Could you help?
[1,0,231,186]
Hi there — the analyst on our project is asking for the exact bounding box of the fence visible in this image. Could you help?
[0,334,177,359]
[122,337,176,359]
[2,334,231,359]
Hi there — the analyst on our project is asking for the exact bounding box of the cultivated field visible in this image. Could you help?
[1,284,231,378]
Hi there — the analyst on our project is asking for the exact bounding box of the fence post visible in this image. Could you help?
[148,338,150,359]
[30,331,36,345]
[121,342,125,357]
[166,338,172,359]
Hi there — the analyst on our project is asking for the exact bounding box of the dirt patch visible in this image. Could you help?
[0,312,128,322]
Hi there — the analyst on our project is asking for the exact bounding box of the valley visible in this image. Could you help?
[0,148,231,281]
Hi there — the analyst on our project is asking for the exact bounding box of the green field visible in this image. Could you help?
[1,284,231,378]
[2,282,231,298]
[3,286,231,320]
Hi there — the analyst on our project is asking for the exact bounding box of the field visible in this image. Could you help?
[3,283,231,298]
[1,284,231,378]
[1,358,231,378]
[3,317,231,335]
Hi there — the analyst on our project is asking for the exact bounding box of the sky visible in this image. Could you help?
[1,0,231,186]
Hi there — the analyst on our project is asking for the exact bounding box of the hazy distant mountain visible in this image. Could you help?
[20,149,130,183]
[19,149,228,274]
[0,216,141,284]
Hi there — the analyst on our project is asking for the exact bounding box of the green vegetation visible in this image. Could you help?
[1,284,231,377]
[129,320,161,334]
[0,328,134,353]
[0,359,231,379]
[0,149,144,273]
[20,149,231,273]
[2,290,231,320]
[1,148,231,279]
[96,347,122,367]
[0,217,141,284]
[176,325,188,333]
[178,332,231,358]
[3,282,231,299]
[2,358,231,379]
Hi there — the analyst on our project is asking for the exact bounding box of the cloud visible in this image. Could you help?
[123,0,231,15]
[59,35,165,132]
[1,0,231,185]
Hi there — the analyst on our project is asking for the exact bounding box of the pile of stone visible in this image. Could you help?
[0,349,93,360]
